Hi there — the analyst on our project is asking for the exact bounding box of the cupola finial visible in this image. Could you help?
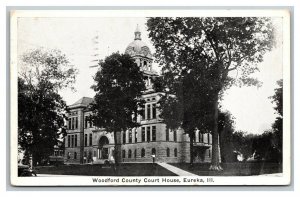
[134,24,141,40]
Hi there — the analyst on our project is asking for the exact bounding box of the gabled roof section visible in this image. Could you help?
[69,97,93,109]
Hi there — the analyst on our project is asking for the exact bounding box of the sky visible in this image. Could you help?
[17,17,283,135]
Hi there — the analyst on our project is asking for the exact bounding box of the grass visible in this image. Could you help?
[34,163,176,176]
[170,162,282,176]
[34,162,282,176]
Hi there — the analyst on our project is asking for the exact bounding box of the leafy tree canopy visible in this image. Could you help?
[91,52,146,133]
[270,79,283,117]
[19,48,78,90]
[147,17,275,92]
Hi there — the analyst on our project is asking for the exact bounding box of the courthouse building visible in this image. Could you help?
[64,26,213,164]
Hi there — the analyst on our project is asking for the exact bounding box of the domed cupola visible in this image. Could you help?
[125,25,152,59]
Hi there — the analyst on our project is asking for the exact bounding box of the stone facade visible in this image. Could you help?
[64,26,213,164]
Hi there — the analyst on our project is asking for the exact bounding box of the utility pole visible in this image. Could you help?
[90,31,101,68]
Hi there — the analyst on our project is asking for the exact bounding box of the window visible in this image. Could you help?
[89,133,92,146]
[67,135,70,147]
[166,128,169,141]
[134,149,137,158]
[135,129,137,143]
[152,126,156,141]
[94,151,96,157]
[141,148,145,158]
[199,133,203,143]
[123,131,126,144]
[147,104,151,119]
[152,104,156,119]
[151,148,156,155]
[84,134,87,146]
[74,152,77,159]
[174,148,178,157]
[89,117,93,128]
[174,130,177,142]
[72,117,75,130]
[147,126,151,142]
[75,134,77,147]
[207,133,210,144]
[141,104,145,120]
[122,150,126,158]
[208,150,211,158]
[129,130,132,143]
[166,148,170,157]
[85,116,88,128]
[67,152,70,159]
[68,118,71,129]
[128,149,132,158]
[142,127,145,142]
[71,135,74,147]
[75,117,78,129]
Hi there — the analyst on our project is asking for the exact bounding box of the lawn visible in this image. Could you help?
[34,163,176,176]
[170,162,282,176]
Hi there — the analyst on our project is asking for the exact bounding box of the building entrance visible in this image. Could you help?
[94,136,115,165]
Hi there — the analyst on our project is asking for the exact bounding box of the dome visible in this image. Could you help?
[125,40,152,58]
[125,25,152,59]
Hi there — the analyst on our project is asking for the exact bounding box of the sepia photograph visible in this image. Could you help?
[10,9,291,186]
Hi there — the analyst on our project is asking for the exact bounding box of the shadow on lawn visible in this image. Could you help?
[170,162,282,176]
[35,163,176,176]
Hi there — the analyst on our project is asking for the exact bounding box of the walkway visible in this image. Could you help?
[157,162,198,176]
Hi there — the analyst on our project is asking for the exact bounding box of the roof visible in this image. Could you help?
[69,97,93,109]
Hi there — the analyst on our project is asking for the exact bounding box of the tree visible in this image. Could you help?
[270,79,283,162]
[90,52,145,168]
[18,48,77,166]
[232,130,280,162]
[153,68,215,165]
[252,130,280,162]
[218,111,235,163]
[147,17,275,170]
[231,131,255,161]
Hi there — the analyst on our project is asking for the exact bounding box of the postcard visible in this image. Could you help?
[10,9,291,186]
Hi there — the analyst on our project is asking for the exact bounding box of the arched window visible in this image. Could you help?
[123,131,126,144]
[122,150,126,158]
[166,128,169,141]
[74,152,77,159]
[174,148,178,157]
[128,149,132,158]
[129,130,132,143]
[166,148,170,157]
[174,130,177,142]
[98,136,109,149]
[141,148,145,158]
[151,148,156,155]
